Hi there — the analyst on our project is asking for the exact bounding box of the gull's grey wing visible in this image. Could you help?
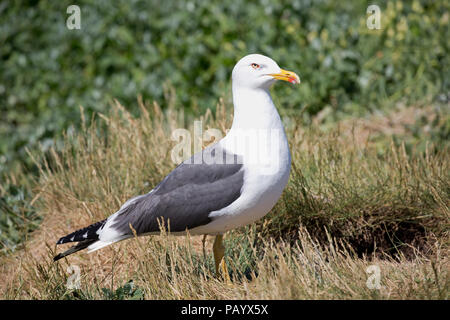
[111,144,244,234]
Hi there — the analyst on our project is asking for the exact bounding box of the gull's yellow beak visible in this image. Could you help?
[269,69,301,84]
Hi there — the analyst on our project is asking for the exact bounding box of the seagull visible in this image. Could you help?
[53,54,300,278]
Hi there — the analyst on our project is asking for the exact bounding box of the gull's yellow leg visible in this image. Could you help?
[213,234,230,282]
[202,234,207,263]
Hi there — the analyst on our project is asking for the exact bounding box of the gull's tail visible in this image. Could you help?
[53,219,106,261]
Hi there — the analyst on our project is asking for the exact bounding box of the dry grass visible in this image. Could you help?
[2,228,448,299]
[0,98,448,299]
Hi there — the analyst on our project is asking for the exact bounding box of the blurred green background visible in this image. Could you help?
[0,0,449,251]
[1,0,449,175]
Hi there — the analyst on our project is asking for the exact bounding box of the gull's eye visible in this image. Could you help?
[251,63,260,70]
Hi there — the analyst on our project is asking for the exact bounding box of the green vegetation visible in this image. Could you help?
[1,0,448,174]
[0,178,40,251]
[0,0,448,299]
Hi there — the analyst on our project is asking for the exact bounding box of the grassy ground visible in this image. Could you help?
[0,99,448,299]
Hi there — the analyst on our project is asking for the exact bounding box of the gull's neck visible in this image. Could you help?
[222,84,291,176]
[229,86,283,132]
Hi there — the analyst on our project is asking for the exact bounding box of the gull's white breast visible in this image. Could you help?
[190,87,291,235]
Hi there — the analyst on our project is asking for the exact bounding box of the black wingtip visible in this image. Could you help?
[56,219,106,245]
[53,253,63,262]
[53,239,96,262]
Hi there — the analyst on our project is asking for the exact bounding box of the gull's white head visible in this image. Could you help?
[232,54,300,90]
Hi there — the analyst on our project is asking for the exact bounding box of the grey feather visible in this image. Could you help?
[111,144,244,234]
